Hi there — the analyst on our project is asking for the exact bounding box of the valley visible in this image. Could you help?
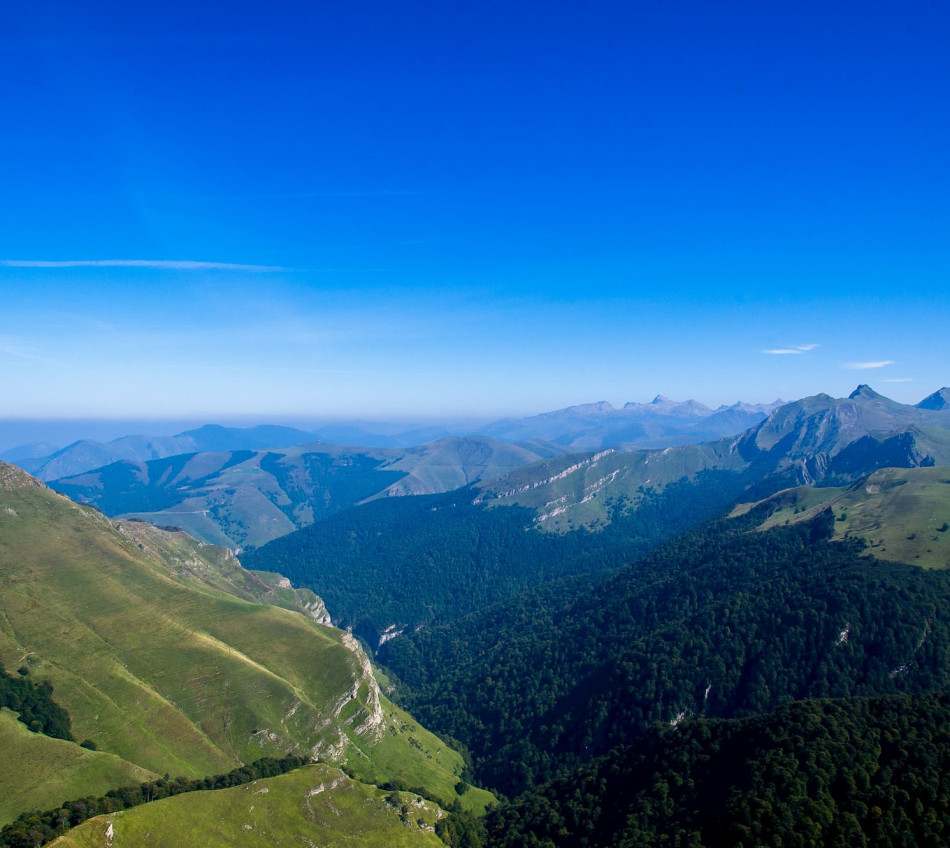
[7,2,946,843]
[2,385,950,847]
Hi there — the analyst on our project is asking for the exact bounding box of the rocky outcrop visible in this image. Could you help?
[0,460,47,490]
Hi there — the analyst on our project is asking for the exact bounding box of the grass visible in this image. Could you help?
[345,697,495,814]
[0,466,494,826]
[48,764,447,848]
[0,709,157,826]
[480,440,745,532]
[744,467,950,569]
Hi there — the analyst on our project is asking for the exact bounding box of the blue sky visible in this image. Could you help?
[1,0,947,424]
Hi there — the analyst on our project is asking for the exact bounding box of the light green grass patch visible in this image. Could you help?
[743,467,950,569]
[0,709,156,826]
[49,764,446,848]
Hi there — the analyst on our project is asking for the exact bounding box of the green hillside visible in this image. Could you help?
[50,437,563,549]
[0,709,155,827]
[378,436,566,496]
[476,388,950,533]
[477,441,743,531]
[746,466,950,569]
[48,765,446,848]
[50,446,406,549]
[0,462,491,828]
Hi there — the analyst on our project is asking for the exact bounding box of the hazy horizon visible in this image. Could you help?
[1,381,945,455]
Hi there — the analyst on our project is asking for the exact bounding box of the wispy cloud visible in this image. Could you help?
[0,259,286,271]
[0,335,55,363]
[843,360,895,370]
[762,343,820,355]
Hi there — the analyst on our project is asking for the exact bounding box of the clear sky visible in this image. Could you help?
[1,0,948,423]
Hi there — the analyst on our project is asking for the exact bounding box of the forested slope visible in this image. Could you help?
[485,692,950,847]
[243,469,760,645]
[381,506,950,796]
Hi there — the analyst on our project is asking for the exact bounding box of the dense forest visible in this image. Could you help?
[244,468,764,644]
[484,692,950,847]
[380,508,950,797]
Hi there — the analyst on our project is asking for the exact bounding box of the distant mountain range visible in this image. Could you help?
[49,436,569,549]
[3,385,947,552]
[2,394,785,482]
[476,385,950,532]
[242,384,950,647]
[480,395,783,448]
[4,424,317,481]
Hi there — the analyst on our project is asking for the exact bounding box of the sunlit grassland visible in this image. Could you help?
[743,466,950,569]
[48,764,446,848]
[481,441,742,531]
[0,472,493,820]
[0,709,157,826]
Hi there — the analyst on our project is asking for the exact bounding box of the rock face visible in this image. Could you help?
[738,387,950,473]
[623,395,713,417]
[917,388,950,411]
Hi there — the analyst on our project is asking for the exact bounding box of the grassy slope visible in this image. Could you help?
[49,764,446,848]
[377,436,566,497]
[0,709,157,826]
[53,437,558,549]
[477,393,950,533]
[743,466,950,568]
[479,441,742,531]
[0,464,491,822]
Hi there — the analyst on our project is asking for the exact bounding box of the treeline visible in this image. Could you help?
[0,755,308,848]
[381,507,950,796]
[244,469,760,644]
[485,692,950,847]
[0,664,72,740]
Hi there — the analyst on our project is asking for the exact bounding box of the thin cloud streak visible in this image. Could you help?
[762,343,820,355]
[0,259,286,272]
[844,360,895,370]
[0,336,56,363]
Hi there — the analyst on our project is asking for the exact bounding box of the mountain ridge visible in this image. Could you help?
[3,393,794,480]
[0,461,493,825]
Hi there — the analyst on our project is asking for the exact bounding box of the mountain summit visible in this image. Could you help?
[621,396,713,417]
[848,384,886,400]
[917,387,950,411]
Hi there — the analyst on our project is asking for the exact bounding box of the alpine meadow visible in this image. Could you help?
[2,1,950,846]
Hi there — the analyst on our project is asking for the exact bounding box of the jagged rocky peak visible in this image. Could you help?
[849,384,886,401]
[622,396,712,417]
[717,399,786,414]
[917,388,950,411]
[566,401,616,414]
